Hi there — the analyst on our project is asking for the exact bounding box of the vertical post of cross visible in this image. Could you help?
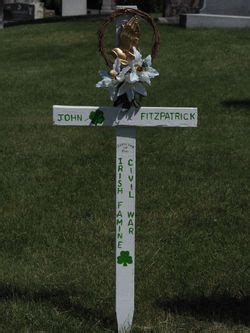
[115,5,138,333]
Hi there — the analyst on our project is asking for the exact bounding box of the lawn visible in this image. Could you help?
[0,18,249,332]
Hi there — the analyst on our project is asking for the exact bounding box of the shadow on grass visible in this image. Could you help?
[0,284,116,330]
[154,295,250,326]
[221,99,250,109]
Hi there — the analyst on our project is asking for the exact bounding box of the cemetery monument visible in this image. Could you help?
[4,0,44,21]
[101,0,113,14]
[62,0,87,17]
[53,6,198,332]
[181,0,250,28]
[0,0,3,28]
[164,0,204,17]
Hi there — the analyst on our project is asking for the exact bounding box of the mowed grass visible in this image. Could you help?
[0,19,249,332]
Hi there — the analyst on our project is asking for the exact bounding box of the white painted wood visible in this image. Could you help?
[115,7,137,333]
[52,6,199,333]
[53,106,198,128]
[116,128,136,333]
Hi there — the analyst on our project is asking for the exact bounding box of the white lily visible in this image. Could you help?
[96,47,159,102]
[96,58,122,100]
[117,81,147,102]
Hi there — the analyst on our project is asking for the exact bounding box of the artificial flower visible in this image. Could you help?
[96,47,159,103]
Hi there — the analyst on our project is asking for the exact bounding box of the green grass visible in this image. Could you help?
[0,19,250,332]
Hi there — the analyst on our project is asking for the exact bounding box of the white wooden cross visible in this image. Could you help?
[53,7,198,333]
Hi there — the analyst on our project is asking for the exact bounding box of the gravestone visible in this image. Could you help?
[101,0,112,14]
[182,0,250,28]
[164,0,204,17]
[0,0,3,28]
[200,0,250,16]
[4,3,35,21]
[4,0,44,21]
[62,0,87,16]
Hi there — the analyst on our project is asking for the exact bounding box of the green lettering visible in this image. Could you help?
[154,112,159,120]
[116,219,123,226]
[70,114,77,121]
[117,233,123,239]
[128,219,134,226]
[117,201,123,208]
[127,211,135,218]
[175,113,180,120]
[58,114,64,121]
[116,210,122,218]
[129,191,134,198]
[128,159,133,167]
[129,228,134,235]
[190,113,196,120]
[165,113,170,120]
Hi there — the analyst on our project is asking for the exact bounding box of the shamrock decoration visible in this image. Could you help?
[89,109,105,126]
[117,251,133,267]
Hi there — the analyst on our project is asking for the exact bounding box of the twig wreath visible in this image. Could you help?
[98,8,160,68]
[96,8,160,109]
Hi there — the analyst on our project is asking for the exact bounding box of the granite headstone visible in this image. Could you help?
[62,0,87,16]
[4,0,44,21]
[164,0,204,17]
[4,2,35,21]
[0,0,3,28]
[201,0,250,16]
[182,0,250,28]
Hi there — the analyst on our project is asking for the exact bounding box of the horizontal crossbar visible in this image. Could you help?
[53,106,198,127]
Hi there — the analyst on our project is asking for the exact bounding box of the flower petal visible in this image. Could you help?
[116,66,130,82]
[113,58,121,73]
[96,76,113,88]
[117,81,130,96]
[147,67,159,78]
[109,86,117,100]
[128,71,139,84]
[126,87,134,102]
[139,72,151,85]
[99,70,109,78]
[133,47,142,63]
[144,55,152,67]
[134,82,147,96]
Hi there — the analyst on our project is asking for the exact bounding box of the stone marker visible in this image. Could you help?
[182,0,250,28]
[53,6,198,333]
[4,3,35,21]
[101,0,113,14]
[0,0,3,28]
[158,0,204,25]
[164,0,204,17]
[62,0,86,17]
[200,0,250,16]
[4,0,44,21]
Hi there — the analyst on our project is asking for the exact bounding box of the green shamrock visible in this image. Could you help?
[117,251,133,267]
[89,109,105,126]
